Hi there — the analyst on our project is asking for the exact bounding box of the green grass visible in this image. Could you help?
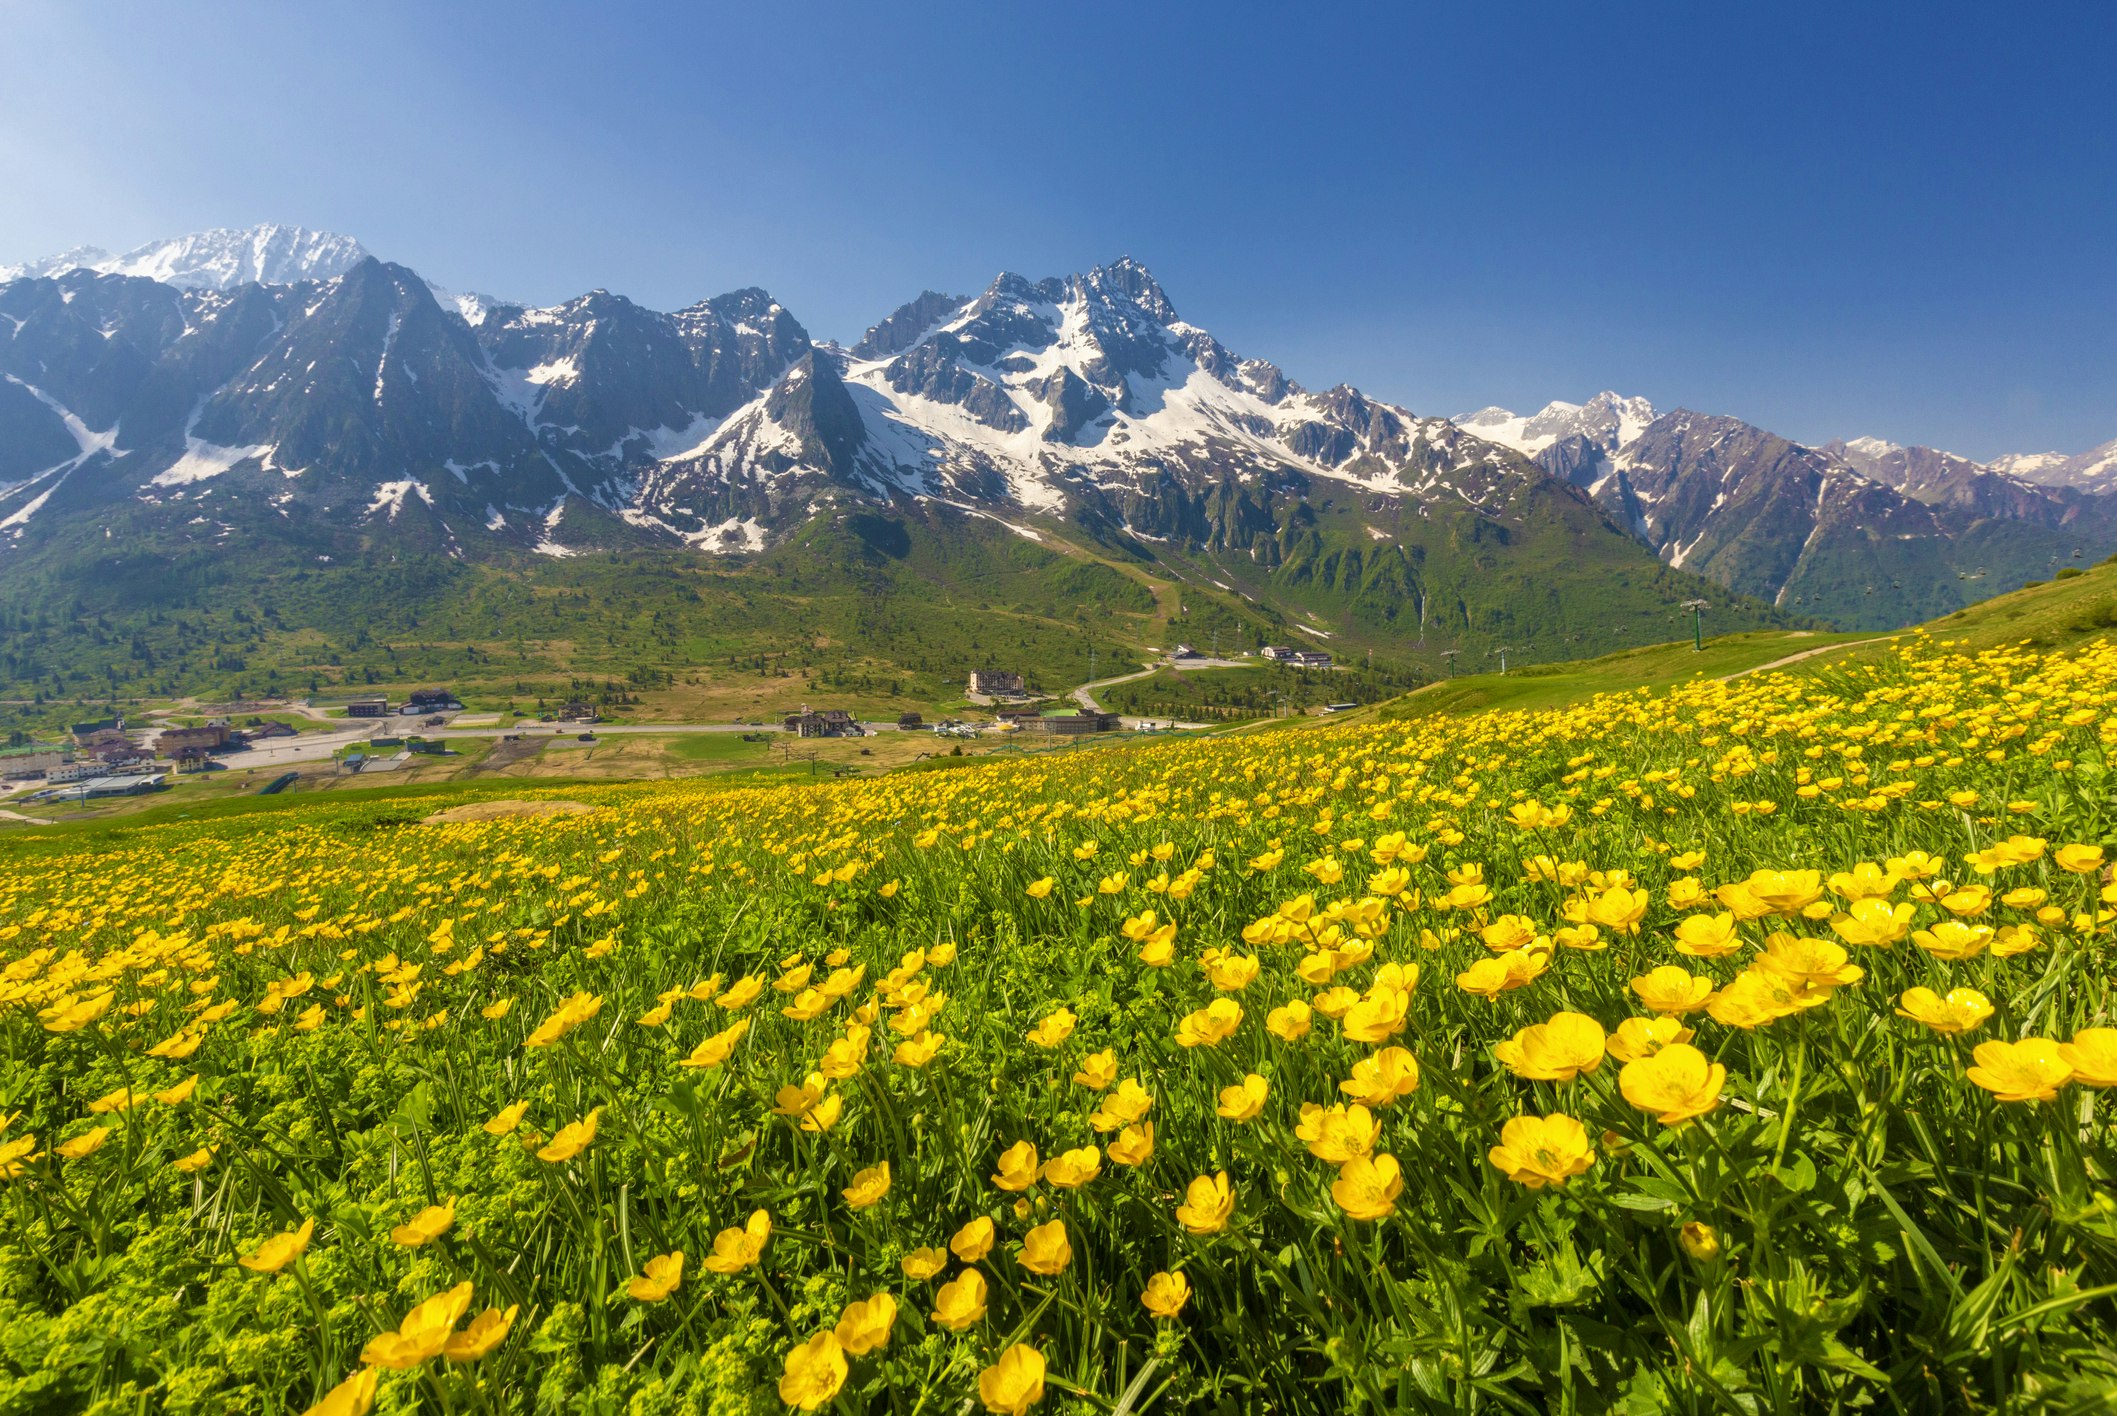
[1378,629,1876,720]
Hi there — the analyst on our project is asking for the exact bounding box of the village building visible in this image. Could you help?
[967,669,1025,696]
[346,694,391,718]
[1260,645,1333,668]
[783,707,865,738]
[0,747,73,780]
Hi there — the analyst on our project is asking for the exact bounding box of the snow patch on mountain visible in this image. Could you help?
[2,225,369,290]
[1453,392,1657,455]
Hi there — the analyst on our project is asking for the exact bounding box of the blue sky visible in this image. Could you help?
[3,1,2111,459]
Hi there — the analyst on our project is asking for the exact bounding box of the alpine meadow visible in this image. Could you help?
[5,3,2117,1413]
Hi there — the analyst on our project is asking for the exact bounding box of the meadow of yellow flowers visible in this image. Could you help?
[4,634,2116,1413]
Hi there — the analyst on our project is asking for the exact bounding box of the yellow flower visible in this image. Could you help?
[1605,1015,1693,1062]
[1752,933,1864,992]
[303,1367,379,1416]
[842,1161,892,1209]
[901,1246,949,1279]
[1040,1147,1101,1189]
[702,1209,772,1273]
[443,1305,517,1362]
[932,1268,990,1330]
[1296,1102,1379,1163]
[1141,1269,1191,1318]
[1895,987,1995,1035]
[991,1141,1040,1193]
[1107,1120,1155,1167]
[1966,1039,2073,1101]
[1671,913,1741,958]
[1175,998,1242,1048]
[1455,947,1550,998]
[680,1018,750,1069]
[1706,970,1807,1029]
[1629,966,1715,1015]
[55,1126,110,1160]
[1072,1048,1117,1090]
[2058,1029,2117,1087]
[523,990,602,1048]
[1266,999,1313,1041]
[1492,1011,1606,1081]
[772,1074,830,1118]
[361,1280,474,1368]
[1828,861,1902,901]
[777,1331,848,1411]
[390,1196,457,1247]
[978,1343,1047,1416]
[833,1293,897,1355]
[1017,1219,1072,1274]
[41,990,114,1033]
[87,1086,139,1114]
[1216,1073,1269,1121]
[892,1031,945,1068]
[1025,876,1056,898]
[536,1108,600,1163]
[1330,1152,1404,1221]
[1204,952,1260,992]
[1487,1113,1595,1188]
[238,1217,314,1274]
[1912,920,1993,961]
[1619,1043,1725,1125]
[484,1100,530,1136]
[174,1146,216,1174]
[2055,843,2106,874]
[1830,898,1915,948]
[950,1215,996,1263]
[1480,914,1540,952]
[626,1251,684,1302]
[1680,1222,1721,1262]
[1175,1172,1233,1235]
[715,976,764,1010]
[1340,984,1411,1044]
[1585,885,1650,934]
[1739,868,1824,915]
[154,1075,199,1106]
[1339,1046,1420,1106]
[1026,1008,1076,1048]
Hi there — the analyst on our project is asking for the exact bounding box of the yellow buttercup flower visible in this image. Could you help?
[777,1331,847,1411]
[626,1251,684,1302]
[2058,1029,2117,1088]
[991,1140,1039,1193]
[833,1293,897,1355]
[1629,966,1715,1015]
[1492,1011,1606,1081]
[390,1196,457,1247]
[1671,912,1741,958]
[901,1246,948,1279]
[932,1268,989,1330]
[1025,1007,1076,1048]
[1107,1120,1155,1167]
[1330,1152,1404,1221]
[1339,1046,1420,1106]
[950,1215,996,1263]
[1966,1039,2072,1101]
[1040,1146,1100,1189]
[842,1161,891,1209]
[978,1343,1047,1416]
[1487,1113,1595,1188]
[1895,987,1994,1035]
[1619,1043,1726,1125]
[702,1210,771,1273]
[1175,998,1242,1047]
[443,1305,516,1362]
[361,1280,474,1368]
[484,1100,530,1135]
[682,1018,749,1068]
[1266,999,1313,1041]
[1017,1218,1071,1274]
[1072,1048,1117,1091]
[1216,1073,1269,1121]
[239,1217,314,1274]
[1605,1015,1693,1062]
[1175,1172,1233,1234]
[1141,1269,1191,1318]
[536,1108,600,1163]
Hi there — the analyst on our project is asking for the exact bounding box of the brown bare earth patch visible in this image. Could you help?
[420,799,599,825]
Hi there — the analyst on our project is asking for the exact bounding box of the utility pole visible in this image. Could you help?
[1488,646,1512,675]
[1681,599,1710,651]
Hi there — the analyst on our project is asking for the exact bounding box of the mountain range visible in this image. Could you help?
[1455,395,2117,626]
[0,224,2111,703]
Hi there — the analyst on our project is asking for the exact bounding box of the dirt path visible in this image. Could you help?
[1070,667,1155,712]
[1719,636,1894,681]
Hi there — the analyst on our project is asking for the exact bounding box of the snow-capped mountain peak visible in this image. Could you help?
[1452,392,1656,456]
[0,224,369,290]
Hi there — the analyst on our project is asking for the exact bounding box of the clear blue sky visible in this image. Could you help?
[4,1,2111,459]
